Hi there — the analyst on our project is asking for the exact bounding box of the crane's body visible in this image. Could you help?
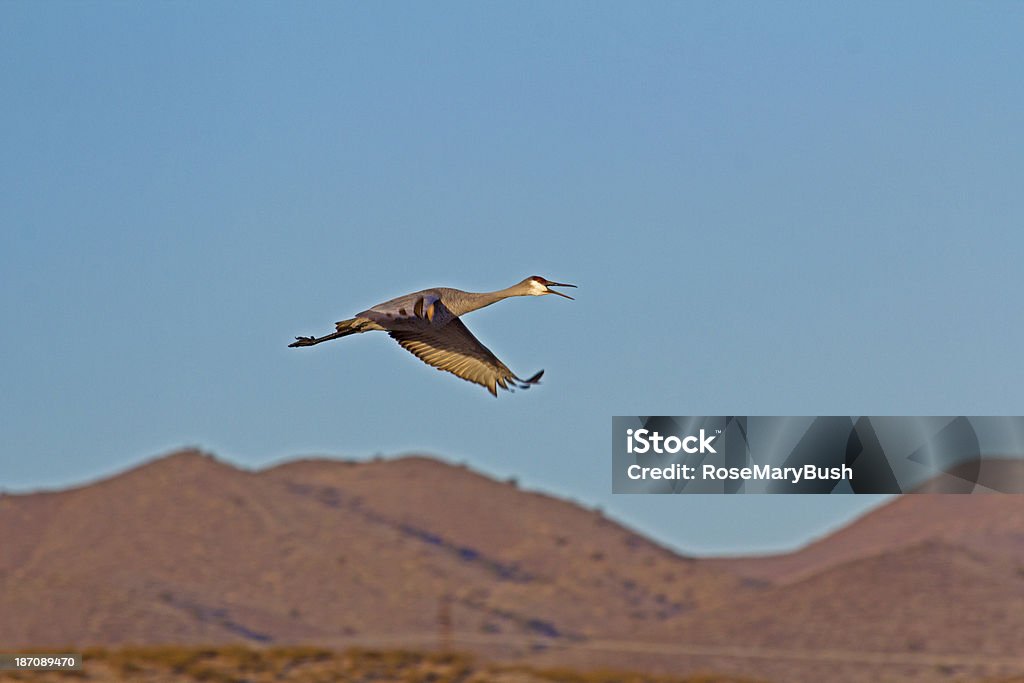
[289,276,575,396]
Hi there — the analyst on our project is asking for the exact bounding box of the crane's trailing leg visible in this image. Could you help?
[289,318,377,347]
[289,331,347,347]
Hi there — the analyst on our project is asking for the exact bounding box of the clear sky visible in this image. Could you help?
[2,2,1022,555]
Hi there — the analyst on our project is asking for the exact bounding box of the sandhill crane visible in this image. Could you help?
[289,276,576,396]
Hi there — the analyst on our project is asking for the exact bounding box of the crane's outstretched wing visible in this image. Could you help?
[388,318,543,396]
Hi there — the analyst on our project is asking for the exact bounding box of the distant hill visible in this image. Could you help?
[0,450,741,647]
[1,450,1022,683]
[707,463,1024,584]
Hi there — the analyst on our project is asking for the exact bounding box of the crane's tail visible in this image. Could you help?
[288,318,374,347]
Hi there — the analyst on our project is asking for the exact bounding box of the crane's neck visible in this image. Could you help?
[448,284,528,317]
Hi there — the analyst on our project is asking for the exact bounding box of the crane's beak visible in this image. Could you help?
[545,282,577,300]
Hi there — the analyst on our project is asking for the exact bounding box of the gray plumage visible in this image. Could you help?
[289,276,576,396]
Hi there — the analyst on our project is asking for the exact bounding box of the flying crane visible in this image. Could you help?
[289,276,576,396]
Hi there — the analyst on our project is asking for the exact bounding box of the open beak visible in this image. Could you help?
[545,282,577,300]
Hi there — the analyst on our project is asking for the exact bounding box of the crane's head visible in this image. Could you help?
[526,275,576,300]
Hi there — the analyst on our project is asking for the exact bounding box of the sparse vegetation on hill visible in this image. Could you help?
[0,646,765,683]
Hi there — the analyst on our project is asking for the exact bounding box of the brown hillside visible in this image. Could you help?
[2,450,1023,682]
[680,540,1024,655]
[0,450,742,649]
[708,482,1024,584]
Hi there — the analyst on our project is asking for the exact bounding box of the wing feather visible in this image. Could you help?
[388,319,543,396]
[357,291,442,326]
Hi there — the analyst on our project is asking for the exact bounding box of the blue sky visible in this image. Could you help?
[2,2,1022,554]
